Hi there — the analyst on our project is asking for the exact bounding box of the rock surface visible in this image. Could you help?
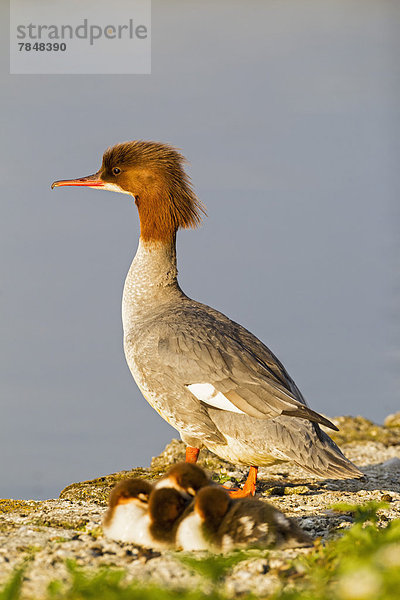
[384,411,400,429]
[1,417,400,598]
[327,415,400,446]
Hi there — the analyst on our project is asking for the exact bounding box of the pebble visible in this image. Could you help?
[381,494,393,503]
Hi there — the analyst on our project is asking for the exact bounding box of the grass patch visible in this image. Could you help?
[272,503,400,600]
[0,567,25,600]
[48,562,228,600]
[330,500,389,524]
[177,549,263,580]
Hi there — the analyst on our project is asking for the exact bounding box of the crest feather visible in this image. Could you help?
[102,141,206,239]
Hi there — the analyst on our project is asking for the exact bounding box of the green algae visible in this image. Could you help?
[328,416,400,446]
[0,500,37,515]
[59,468,150,504]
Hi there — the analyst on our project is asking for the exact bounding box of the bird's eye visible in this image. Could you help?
[112,167,121,175]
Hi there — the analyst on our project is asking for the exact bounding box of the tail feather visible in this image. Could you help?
[293,427,363,479]
[270,417,364,480]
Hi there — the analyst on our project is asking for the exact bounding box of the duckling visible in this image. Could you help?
[176,485,312,552]
[155,462,211,498]
[102,478,153,545]
[103,477,190,549]
[147,486,189,549]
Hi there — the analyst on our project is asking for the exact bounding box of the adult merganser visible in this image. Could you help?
[52,140,363,497]
[155,462,212,498]
[176,485,312,552]
[102,478,153,544]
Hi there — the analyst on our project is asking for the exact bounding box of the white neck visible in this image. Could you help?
[122,237,184,331]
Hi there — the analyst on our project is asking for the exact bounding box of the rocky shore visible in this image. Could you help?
[1,415,400,598]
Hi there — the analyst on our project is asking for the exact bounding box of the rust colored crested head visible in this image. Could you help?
[102,141,205,242]
[52,140,206,243]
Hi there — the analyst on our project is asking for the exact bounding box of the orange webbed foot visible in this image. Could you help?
[227,486,255,498]
[224,466,258,498]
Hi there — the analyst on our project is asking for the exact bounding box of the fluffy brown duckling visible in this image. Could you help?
[147,486,190,548]
[102,478,153,544]
[103,477,191,549]
[176,485,312,552]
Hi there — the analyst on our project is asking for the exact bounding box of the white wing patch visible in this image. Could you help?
[187,383,246,415]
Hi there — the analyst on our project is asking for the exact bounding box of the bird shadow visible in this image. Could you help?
[257,460,400,496]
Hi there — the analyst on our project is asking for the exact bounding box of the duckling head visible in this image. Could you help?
[156,462,211,498]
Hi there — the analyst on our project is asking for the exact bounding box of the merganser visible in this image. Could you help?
[52,140,363,497]
[102,478,153,544]
[176,485,312,552]
[155,462,211,498]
